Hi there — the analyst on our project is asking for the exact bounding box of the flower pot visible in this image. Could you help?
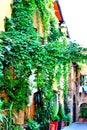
[78,118,84,122]
[83,119,87,122]
[52,121,58,130]
[62,121,65,127]
[49,121,59,130]
[49,123,55,130]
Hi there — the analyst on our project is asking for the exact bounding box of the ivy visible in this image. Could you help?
[0,0,87,128]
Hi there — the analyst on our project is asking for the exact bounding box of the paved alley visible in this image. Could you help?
[62,122,87,130]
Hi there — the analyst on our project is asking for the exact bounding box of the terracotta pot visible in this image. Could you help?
[52,121,58,130]
[83,119,87,122]
[78,118,84,122]
[49,123,55,130]
[62,121,65,127]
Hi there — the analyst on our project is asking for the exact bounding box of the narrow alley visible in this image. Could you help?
[62,122,87,130]
[1,1,87,130]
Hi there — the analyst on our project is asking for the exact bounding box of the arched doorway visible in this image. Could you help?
[79,103,87,119]
[73,95,76,122]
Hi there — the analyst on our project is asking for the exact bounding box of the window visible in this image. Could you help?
[80,75,87,93]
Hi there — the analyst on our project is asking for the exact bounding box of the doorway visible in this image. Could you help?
[73,95,76,122]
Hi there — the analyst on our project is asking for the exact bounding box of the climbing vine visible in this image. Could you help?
[0,0,87,129]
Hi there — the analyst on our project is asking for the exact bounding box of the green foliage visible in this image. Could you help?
[57,103,65,120]
[51,115,60,121]
[48,19,62,42]
[1,67,30,111]
[64,94,70,115]
[0,100,23,130]
[25,118,40,130]
[34,90,57,129]
[0,0,87,128]
[63,64,71,116]
[63,114,71,125]
[79,105,87,119]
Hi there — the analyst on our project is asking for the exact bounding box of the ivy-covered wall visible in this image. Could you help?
[0,0,87,128]
[0,0,61,111]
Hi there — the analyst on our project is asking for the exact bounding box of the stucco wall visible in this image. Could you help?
[80,64,87,75]
[0,0,12,31]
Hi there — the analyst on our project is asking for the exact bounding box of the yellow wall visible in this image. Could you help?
[33,10,44,37]
[0,0,12,31]
[80,64,87,75]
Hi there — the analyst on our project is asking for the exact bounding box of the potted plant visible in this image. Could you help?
[50,115,60,130]
[57,103,65,130]
[62,115,67,126]
[25,118,40,130]
[78,114,84,122]
[66,114,71,125]
[0,100,24,130]
[78,107,87,122]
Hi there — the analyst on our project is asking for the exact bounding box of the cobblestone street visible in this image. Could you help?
[62,122,87,130]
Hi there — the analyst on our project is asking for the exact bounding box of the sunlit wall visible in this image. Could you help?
[0,0,12,31]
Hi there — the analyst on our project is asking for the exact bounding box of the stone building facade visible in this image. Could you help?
[68,63,87,122]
